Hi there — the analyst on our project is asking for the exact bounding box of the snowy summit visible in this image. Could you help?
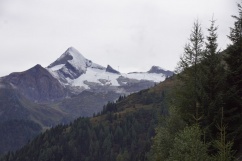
[47,47,173,93]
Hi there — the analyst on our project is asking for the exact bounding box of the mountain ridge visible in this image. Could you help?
[46,47,173,95]
[2,64,66,102]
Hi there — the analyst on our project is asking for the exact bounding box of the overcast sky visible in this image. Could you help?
[0,0,239,77]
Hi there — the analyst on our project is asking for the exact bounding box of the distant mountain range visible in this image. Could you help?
[47,47,173,96]
[0,47,173,154]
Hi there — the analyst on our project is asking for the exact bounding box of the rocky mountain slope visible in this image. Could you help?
[2,64,66,102]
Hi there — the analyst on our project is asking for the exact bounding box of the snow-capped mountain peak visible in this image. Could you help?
[148,66,174,77]
[59,46,87,68]
[48,47,89,72]
[47,47,105,80]
[46,47,173,94]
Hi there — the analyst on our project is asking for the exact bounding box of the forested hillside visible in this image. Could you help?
[0,78,174,161]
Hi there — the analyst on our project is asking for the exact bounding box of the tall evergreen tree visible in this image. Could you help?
[197,18,226,141]
[177,19,204,72]
[175,20,204,124]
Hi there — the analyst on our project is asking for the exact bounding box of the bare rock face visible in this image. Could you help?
[106,65,120,74]
[47,47,86,79]
[3,64,66,102]
[148,66,174,77]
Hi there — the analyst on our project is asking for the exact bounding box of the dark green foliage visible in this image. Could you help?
[150,9,241,160]
[212,107,235,161]
[197,18,227,142]
[1,110,158,161]
[1,83,169,161]
[168,125,210,161]
[223,2,242,145]
[101,101,118,114]
[174,14,241,149]
[117,95,126,102]
[148,106,186,161]
[176,19,204,71]
[228,3,242,44]
[174,20,205,124]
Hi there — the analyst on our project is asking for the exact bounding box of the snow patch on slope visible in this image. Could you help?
[64,47,87,72]
[70,68,120,87]
[46,47,171,92]
[50,64,65,71]
[65,69,165,89]
[124,72,166,82]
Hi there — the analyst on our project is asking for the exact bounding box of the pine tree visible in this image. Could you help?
[197,18,226,141]
[212,107,235,161]
[175,20,205,124]
[177,19,204,72]
[148,106,186,161]
[168,124,211,161]
[228,3,242,44]
[226,2,242,102]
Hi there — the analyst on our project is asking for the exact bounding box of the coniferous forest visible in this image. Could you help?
[0,82,170,161]
[1,2,242,161]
